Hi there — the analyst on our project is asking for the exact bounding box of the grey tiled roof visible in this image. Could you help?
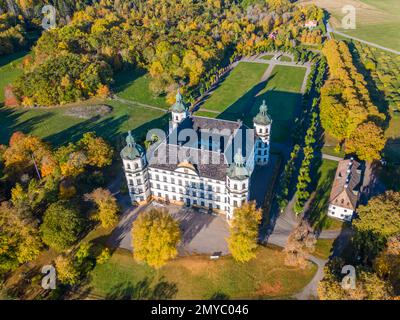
[148,142,228,181]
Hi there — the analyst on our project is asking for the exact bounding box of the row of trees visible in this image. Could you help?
[320,40,386,162]
[318,191,400,299]
[275,55,326,215]
[6,0,326,106]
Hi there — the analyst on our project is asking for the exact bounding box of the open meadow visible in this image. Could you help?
[87,246,317,300]
[299,0,400,51]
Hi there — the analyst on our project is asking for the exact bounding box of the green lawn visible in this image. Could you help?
[0,53,168,147]
[261,54,275,60]
[0,100,167,147]
[200,62,269,113]
[279,55,292,62]
[198,63,306,143]
[314,239,334,260]
[112,68,169,109]
[321,145,345,158]
[244,65,306,142]
[88,246,317,299]
[0,51,29,102]
[308,159,341,231]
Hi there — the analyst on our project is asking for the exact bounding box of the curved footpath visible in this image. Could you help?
[263,198,347,300]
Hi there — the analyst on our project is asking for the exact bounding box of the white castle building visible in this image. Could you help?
[121,91,272,221]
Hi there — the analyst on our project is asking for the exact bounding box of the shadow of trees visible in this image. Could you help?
[105,277,178,300]
[0,106,54,144]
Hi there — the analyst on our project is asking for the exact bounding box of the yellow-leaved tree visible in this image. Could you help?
[227,201,262,263]
[132,209,181,268]
[84,188,119,228]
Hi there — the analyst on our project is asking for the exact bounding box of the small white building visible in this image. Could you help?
[304,20,318,29]
[120,91,272,221]
[327,158,363,222]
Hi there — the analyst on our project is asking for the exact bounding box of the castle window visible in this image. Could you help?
[234,200,238,207]
[233,184,237,190]
[134,163,139,169]
[127,163,131,169]
[129,179,133,186]
[242,183,246,189]
[137,179,142,184]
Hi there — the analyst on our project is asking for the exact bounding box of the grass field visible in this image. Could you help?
[261,54,275,60]
[0,51,28,102]
[112,68,169,109]
[88,246,317,299]
[0,53,168,147]
[314,239,334,260]
[198,62,306,143]
[300,0,400,51]
[279,55,293,62]
[0,100,167,147]
[200,62,269,113]
[308,159,343,231]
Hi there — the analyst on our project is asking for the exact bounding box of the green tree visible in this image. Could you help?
[40,201,84,251]
[132,209,180,268]
[227,202,262,263]
[354,191,400,238]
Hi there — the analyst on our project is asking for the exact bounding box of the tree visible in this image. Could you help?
[0,201,42,275]
[227,202,262,263]
[354,191,400,238]
[318,258,394,300]
[84,188,119,228]
[55,255,80,285]
[374,236,400,293]
[131,209,180,268]
[3,132,54,178]
[284,220,316,268]
[40,201,84,251]
[345,122,386,162]
[77,132,113,168]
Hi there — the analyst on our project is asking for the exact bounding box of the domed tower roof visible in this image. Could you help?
[253,100,272,126]
[120,131,144,160]
[227,148,249,180]
[171,89,187,113]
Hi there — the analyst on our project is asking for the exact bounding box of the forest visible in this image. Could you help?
[2,0,325,106]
